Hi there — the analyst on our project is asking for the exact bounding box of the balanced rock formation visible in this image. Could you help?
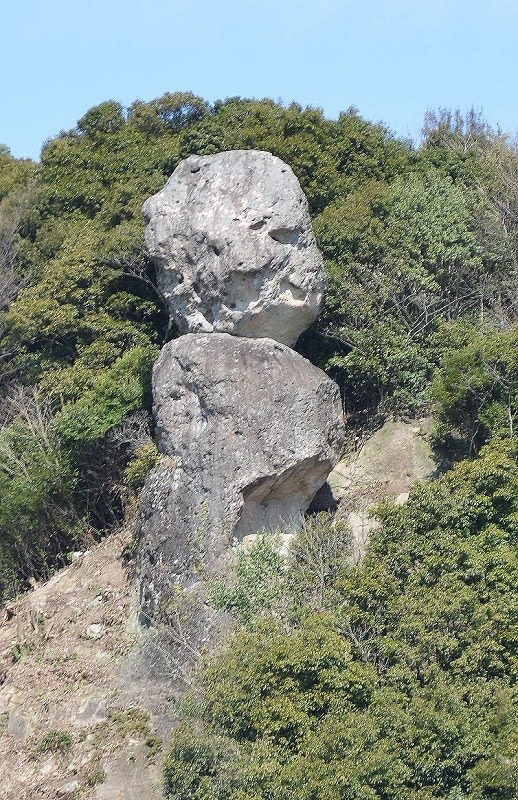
[137,150,343,661]
[138,333,343,620]
[142,150,325,347]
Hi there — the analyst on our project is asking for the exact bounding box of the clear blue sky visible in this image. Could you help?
[2,0,517,161]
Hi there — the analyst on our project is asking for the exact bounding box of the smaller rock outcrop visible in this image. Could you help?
[137,333,343,621]
[312,419,438,563]
[142,150,325,346]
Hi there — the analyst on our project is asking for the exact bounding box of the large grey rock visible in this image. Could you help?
[137,333,343,621]
[142,150,325,346]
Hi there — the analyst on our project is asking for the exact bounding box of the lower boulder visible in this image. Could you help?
[137,333,343,632]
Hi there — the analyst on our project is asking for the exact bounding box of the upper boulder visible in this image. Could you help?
[142,150,325,346]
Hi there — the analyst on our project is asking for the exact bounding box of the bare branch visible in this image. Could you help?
[0,183,35,312]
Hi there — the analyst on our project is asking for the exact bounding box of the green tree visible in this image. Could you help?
[0,149,37,321]
[431,322,518,453]
[314,169,483,419]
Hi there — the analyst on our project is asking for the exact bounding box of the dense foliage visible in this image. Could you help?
[164,440,518,799]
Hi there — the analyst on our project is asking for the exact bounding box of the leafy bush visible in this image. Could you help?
[164,441,518,798]
[163,726,240,800]
[209,534,286,626]
[53,346,157,444]
[328,327,431,420]
[123,440,159,493]
[36,729,73,755]
[431,322,518,454]
[0,392,82,602]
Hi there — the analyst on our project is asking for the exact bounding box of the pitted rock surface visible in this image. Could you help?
[142,150,325,346]
[137,333,343,620]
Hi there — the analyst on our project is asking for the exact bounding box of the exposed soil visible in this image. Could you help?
[0,529,176,800]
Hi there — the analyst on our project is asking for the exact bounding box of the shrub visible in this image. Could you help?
[36,729,73,755]
[209,534,285,626]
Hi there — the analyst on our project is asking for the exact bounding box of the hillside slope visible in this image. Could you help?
[0,529,173,800]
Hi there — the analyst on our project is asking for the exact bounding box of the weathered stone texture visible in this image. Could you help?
[137,333,343,618]
[142,150,325,346]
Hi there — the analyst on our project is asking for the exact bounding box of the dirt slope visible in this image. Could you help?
[0,529,175,800]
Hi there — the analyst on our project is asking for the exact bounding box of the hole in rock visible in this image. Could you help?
[268,227,300,245]
[280,279,306,302]
[307,482,338,514]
